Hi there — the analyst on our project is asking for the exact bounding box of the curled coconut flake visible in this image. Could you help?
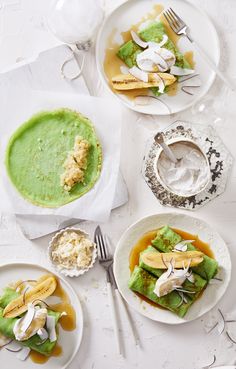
[174,287,196,294]
[16,280,37,292]
[173,240,194,252]
[226,331,236,344]
[158,34,169,48]
[158,48,176,68]
[32,299,51,309]
[131,30,148,48]
[16,346,31,361]
[120,65,129,75]
[207,321,219,334]
[13,304,36,338]
[36,338,48,346]
[209,277,223,285]
[217,309,226,335]
[46,315,57,342]
[181,85,201,95]
[153,73,165,93]
[170,66,195,76]
[22,286,30,305]
[202,354,216,369]
[37,328,48,341]
[6,343,23,353]
[176,291,184,308]
[129,66,149,82]
[178,73,200,84]
[187,271,195,283]
[136,49,168,72]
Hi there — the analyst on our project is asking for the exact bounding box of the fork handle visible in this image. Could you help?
[190,38,233,91]
[107,282,122,355]
[114,288,140,347]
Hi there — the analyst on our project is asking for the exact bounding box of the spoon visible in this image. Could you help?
[154,132,178,164]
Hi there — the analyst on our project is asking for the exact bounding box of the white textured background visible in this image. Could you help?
[0,0,236,368]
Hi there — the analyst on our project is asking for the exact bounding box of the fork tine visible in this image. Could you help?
[169,7,183,25]
[94,226,104,259]
[166,9,180,29]
[99,234,107,259]
[163,11,176,33]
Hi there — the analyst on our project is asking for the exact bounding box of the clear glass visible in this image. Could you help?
[47,0,104,48]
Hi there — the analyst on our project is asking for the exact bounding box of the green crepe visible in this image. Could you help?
[129,266,194,318]
[139,246,207,300]
[5,109,102,208]
[117,21,191,95]
[0,288,61,356]
[151,226,218,281]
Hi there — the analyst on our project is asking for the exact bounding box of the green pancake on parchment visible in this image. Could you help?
[5,108,102,208]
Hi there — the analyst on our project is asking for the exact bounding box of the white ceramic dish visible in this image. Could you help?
[49,227,97,277]
[0,262,83,369]
[96,0,220,115]
[155,138,211,197]
[113,213,231,324]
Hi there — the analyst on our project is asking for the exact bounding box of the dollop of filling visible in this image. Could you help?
[51,231,94,270]
[157,142,209,196]
[13,304,47,341]
[60,135,90,191]
[153,261,194,297]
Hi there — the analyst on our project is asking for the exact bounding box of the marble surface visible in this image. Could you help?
[0,0,236,368]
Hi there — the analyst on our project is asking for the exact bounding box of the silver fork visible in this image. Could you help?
[94,226,139,355]
[163,7,232,91]
[94,226,122,355]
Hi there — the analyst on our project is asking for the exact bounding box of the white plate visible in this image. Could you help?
[113,213,231,324]
[0,263,83,369]
[96,0,220,115]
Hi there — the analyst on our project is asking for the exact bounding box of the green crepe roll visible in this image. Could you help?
[151,226,218,281]
[117,21,191,96]
[0,288,61,356]
[129,266,193,318]
[139,245,163,278]
[139,246,207,300]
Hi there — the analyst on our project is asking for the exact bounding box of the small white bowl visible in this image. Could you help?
[155,137,211,198]
[48,227,97,277]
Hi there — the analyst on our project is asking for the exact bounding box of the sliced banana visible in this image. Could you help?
[111,72,176,90]
[3,276,57,318]
[141,250,204,269]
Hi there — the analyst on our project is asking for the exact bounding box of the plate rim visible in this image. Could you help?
[0,262,83,369]
[113,212,231,324]
[96,0,221,116]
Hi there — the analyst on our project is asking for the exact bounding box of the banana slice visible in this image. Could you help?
[3,276,57,318]
[111,72,176,90]
[141,251,204,269]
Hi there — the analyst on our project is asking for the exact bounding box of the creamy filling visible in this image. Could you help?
[51,231,94,270]
[157,142,209,196]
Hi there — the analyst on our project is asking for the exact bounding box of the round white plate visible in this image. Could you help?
[113,213,231,324]
[0,263,83,369]
[96,0,220,115]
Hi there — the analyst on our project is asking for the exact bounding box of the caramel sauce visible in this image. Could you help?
[104,4,195,101]
[29,273,76,363]
[184,51,195,69]
[30,344,62,364]
[129,231,156,272]
[173,228,214,258]
[166,81,179,96]
[129,227,214,308]
[50,302,76,331]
